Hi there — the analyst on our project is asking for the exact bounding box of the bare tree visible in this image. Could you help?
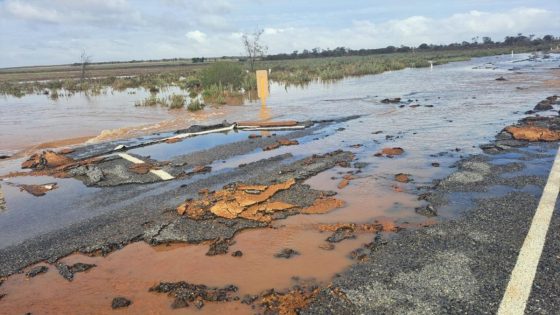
[80,49,92,85]
[241,29,267,72]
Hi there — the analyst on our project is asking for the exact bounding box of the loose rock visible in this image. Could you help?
[111,297,132,309]
[206,238,230,256]
[379,147,405,156]
[381,98,401,104]
[395,173,412,183]
[149,281,238,309]
[274,248,300,259]
[326,227,356,243]
[415,205,437,217]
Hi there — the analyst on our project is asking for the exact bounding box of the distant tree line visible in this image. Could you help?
[264,33,560,61]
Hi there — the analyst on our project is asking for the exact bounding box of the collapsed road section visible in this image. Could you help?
[7,116,358,187]
[0,115,363,277]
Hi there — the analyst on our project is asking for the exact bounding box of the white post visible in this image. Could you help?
[429,61,433,70]
[511,50,514,58]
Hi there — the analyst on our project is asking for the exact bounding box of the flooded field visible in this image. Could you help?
[1,53,560,314]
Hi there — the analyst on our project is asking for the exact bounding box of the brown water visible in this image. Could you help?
[0,87,235,157]
[0,168,414,314]
[1,53,560,314]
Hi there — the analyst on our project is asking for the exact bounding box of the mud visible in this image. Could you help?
[258,286,320,315]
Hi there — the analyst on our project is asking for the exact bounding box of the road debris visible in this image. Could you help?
[25,266,48,278]
[149,281,238,309]
[263,139,299,151]
[376,147,405,157]
[274,248,300,259]
[22,151,74,170]
[505,125,560,142]
[177,179,297,221]
[206,238,231,256]
[337,175,354,189]
[19,183,58,197]
[56,262,96,281]
[395,173,412,183]
[111,297,132,309]
[381,98,401,104]
[503,113,560,142]
[258,286,320,315]
[326,226,356,243]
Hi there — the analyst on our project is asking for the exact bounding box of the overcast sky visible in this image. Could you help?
[1,0,559,68]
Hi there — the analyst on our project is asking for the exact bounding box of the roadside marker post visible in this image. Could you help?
[256,70,269,106]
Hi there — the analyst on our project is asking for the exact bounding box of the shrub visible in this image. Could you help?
[169,94,185,109]
[187,98,205,111]
[200,62,243,90]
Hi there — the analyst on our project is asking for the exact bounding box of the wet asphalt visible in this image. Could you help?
[0,144,354,276]
[303,134,560,314]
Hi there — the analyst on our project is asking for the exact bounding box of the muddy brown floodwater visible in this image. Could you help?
[1,53,560,314]
[0,166,419,314]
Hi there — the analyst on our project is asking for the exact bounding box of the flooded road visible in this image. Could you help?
[1,53,560,314]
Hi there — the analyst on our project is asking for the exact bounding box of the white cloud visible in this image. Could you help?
[0,4,559,67]
[255,7,560,52]
[0,0,141,26]
[186,30,207,43]
[4,1,60,23]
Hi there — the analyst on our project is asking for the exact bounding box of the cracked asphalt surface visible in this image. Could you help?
[303,134,560,314]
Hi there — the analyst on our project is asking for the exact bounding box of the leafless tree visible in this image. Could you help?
[241,29,267,72]
[80,49,92,84]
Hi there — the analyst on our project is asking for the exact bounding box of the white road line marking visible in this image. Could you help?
[117,153,175,181]
[498,147,560,315]
[117,153,145,164]
[149,169,174,181]
[239,125,307,131]
[163,124,236,141]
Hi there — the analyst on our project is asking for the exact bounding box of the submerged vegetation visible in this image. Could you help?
[135,93,187,108]
[1,33,559,106]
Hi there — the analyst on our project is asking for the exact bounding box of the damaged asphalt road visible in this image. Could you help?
[303,117,560,314]
[0,143,355,277]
